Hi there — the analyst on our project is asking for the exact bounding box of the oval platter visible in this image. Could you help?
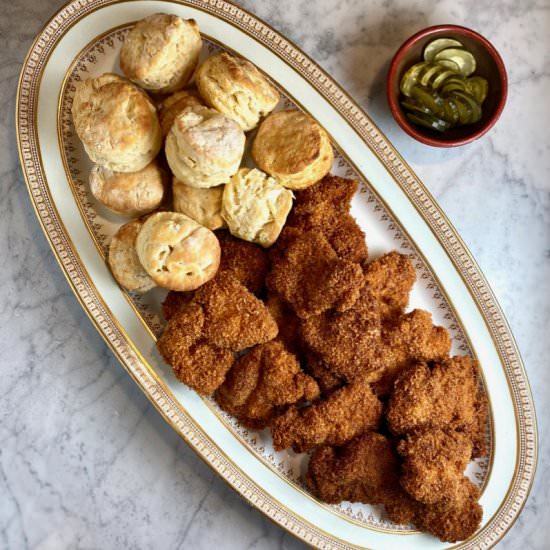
[16,1,537,548]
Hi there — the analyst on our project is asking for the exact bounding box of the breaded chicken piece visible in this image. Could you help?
[271,381,382,452]
[162,290,194,321]
[157,303,235,395]
[470,390,489,458]
[304,352,345,395]
[300,285,382,381]
[397,428,473,504]
[286,175,368,263]
[386,356,480,436]
[306,432,419,524]
[265,293,303,356]
[216,231,269,294]
[266,229,364,319]
[193,272,278,351]
[215,341,320,429]
[161,233,269,321]
[415,477,483,543]
[373,309,451,395]
[364,251,416,321]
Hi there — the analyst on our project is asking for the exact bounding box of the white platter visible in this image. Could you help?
[16,1,537,548]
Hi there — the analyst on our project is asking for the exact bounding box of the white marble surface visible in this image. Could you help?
[1,0,548,548]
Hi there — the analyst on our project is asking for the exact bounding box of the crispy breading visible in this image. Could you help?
[373,309,451,395]
[397,428,473,504]
[364,251,416,321]
[271,381,382,452]
[285,175,368,263]
[265,293,303,356]
[162,290,194,321]
[266,229,364,319]
[304,352,345,395]
[192,272,278,351]
[300,285,382,381]
[215,341,319,429]
[306,432,419,523]
[415,477,483,543]
[216,230,269,294]
[386,356,479,436]
[157,303,235,395]
[470,390,489,458]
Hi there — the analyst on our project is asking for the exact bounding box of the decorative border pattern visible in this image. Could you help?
[16,1,537,548]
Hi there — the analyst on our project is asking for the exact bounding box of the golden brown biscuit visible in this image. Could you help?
[108,219,155,293]
[251,110,334,190]
[221,168,293,247]
[158,88,204,137]
[165,105,245,188]
[89,160,166,216]
[196,52,279,131]
[172,177,226,230]
[120,13,202,93]
[135,211,220,291]
[72,73,161,172]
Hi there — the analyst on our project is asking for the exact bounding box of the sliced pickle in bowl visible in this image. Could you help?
[466,76,489,103]
[410,86,445,117]
[400,62,430,96]
[452,91,482,123]
[434,47,477,76]
[451,93,474,124]
[406,112,451,132]
[423,37,464,62]
[400,99,433,116]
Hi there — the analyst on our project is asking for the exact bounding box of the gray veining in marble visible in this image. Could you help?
[1,0,548,548]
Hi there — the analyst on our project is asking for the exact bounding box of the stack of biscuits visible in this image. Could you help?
[71,12,334,294]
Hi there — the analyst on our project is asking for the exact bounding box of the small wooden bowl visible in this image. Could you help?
[386,24,507,147]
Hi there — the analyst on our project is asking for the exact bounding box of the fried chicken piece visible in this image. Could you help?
[157,303,235,395]
[300,284,382,381]
[364,251,416,321]
[216,231,269,294]
[397,428,473,504]
[306,432,419,524]
[162,290,194,321]
[415,477,483,543]
[265,293,303,356]
[304,352,345,395]
[386,356,479,436]
[271,381,382,452]
[373,309,451,395]
[215,341,319,429]
[193,272,278,351]
[470,390,489,458]
[266,229,364,319]
[286,175,368,263]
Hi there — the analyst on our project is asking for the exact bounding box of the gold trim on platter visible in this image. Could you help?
[16,0,537,549]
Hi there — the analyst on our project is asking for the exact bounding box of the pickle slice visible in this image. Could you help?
[423,38,464,62]
[410,86,445,117]
[431,69,458,90]
[400,62,430,96]
[434,48,476,77]
[401,99,433,116]
[435,59,461,72]
[452,91,482,123]
[450,93,474,124]
[406,112,451,132]
[465,76,489,103]
[442,97,460,125]
[419,64,445,87]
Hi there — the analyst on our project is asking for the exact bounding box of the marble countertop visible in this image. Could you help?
[1,0,548,548]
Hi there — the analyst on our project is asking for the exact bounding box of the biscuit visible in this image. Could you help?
[108,219,156,293]
[89,160,166,216]
[172,178,226,230]
[165,105,245,188]
[120,13,202,93]
[135,211,220,291]
[72,73,161,172]
[158,88,204,137]
[196,52,279,131]
[251,110,334,190]
[221,168,293,247]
